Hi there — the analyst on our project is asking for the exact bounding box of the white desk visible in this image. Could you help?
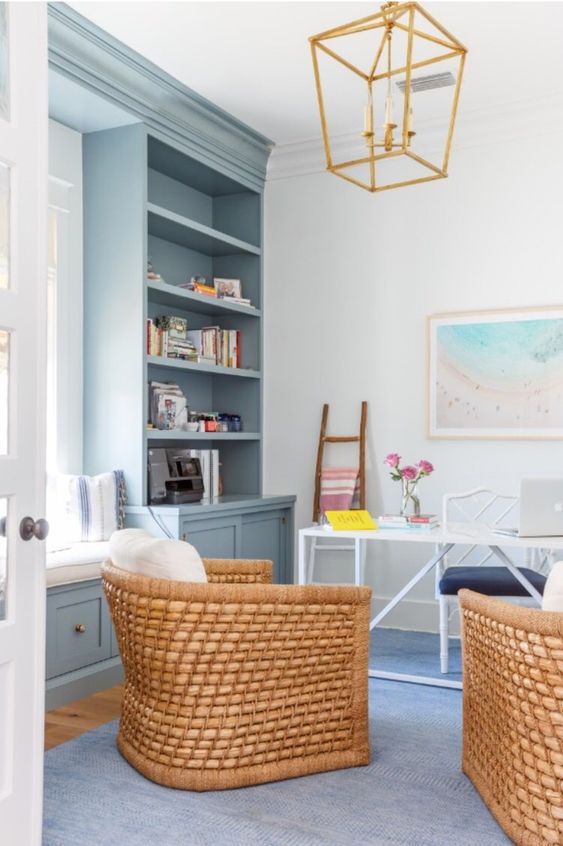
[298,523,562,689]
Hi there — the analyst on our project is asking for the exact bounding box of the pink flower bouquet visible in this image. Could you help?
[384,454,434,483]
[384,454,434,516]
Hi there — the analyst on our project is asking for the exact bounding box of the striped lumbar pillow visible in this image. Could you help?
[54,470,126,543]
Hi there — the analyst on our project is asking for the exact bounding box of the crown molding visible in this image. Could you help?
[48,3,274,191]
[268,93,563,182]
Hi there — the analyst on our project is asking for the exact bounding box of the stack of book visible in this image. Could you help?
[177,276,255,309]
[148,381,188,431]
[187,327,241,369]
[377,514,440,531]
[147,316,242,369]
[179,278,217,298]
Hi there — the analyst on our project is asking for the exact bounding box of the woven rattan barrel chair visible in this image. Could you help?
[459,589,563,845]
[102,558,371,791]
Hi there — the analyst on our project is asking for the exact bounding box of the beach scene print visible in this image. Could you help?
[430,310,563,437]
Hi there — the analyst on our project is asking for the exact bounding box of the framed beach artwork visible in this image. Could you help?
[428,307,563,439]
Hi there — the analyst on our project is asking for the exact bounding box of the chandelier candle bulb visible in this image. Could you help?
[363,103,373,136]
[384,95,393,126]
[407,107,415,144]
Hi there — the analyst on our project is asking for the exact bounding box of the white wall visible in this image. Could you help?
[48,119,83,474]
[263,130,563,630]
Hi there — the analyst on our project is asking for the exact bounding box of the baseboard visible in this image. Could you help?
[371,595,461,636]
[45,657,124,710]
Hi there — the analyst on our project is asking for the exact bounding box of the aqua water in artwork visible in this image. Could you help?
[435,315,563,432]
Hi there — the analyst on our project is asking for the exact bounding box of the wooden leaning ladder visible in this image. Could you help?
[313,400,368,523]
[308,401,368,585]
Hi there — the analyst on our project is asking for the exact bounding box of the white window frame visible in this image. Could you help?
[47,120,83,475]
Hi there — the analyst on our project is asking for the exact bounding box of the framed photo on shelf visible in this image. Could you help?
[428,306,563,439]
[214,277,242,299]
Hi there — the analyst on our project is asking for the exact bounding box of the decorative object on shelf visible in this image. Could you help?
[214,277,241,298]
[309,1,467,193]
[384,453,434,516]
[146,257,162,281]
[213,277,253,308]
[428,307,563,439]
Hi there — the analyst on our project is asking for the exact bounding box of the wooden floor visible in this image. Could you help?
[44,685,123,751]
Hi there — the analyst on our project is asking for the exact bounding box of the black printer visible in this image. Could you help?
[148,448,204,505]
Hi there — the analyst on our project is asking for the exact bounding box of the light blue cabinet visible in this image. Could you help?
[45,580,123,711]
[126,494,295,585]
[46,582,112,679]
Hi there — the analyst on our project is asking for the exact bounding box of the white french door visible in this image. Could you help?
[0,3,48,844]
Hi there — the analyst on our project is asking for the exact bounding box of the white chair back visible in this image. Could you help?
[436,488,552,595]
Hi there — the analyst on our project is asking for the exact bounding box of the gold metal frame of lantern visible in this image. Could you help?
[309,1,467,193]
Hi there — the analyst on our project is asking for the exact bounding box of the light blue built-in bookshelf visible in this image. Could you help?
[83,124,294,580]
[83,125,263,502]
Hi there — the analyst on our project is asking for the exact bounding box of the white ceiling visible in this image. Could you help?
[70,1,563,146]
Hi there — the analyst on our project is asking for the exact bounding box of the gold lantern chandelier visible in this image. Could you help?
[309,2,467,193]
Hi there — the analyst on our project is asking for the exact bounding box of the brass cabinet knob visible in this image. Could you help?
[74,623,86,634]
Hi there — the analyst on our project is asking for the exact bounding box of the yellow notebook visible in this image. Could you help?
[324,510,377,531]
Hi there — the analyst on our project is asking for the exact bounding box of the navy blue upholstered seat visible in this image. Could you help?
[439,566,546,597]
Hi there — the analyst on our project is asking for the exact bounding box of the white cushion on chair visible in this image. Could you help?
[108,529,207,583]
[542,560,563,612]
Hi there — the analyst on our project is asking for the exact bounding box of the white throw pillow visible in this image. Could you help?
[108,528,207,583]
[542,560,563,612]
[48,470,126,548]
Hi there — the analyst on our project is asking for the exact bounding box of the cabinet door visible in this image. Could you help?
[46,583,112,679]
[241,510,288,583]
[181,515,241,559]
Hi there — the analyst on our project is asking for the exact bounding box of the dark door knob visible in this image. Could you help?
[19,517,49,542]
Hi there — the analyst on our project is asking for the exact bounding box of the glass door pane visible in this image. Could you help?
[0,162,9,289]
[0,497,6,620]
[0,329,7,455]
[0,3,9,122]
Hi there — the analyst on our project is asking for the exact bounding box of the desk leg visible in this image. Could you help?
[370,543,454,630]
[489,545,543,605]
[307,539,316,584]
[361,539,367,585]
[354,539,362,586]
[298,532,306,585]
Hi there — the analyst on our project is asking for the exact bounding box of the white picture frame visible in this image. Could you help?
[213,277,241,299]
[428,306,563,439]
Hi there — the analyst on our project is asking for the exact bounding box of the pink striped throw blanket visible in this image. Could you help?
[319,467,360,513]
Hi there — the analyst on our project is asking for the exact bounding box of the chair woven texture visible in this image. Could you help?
[102,559,371,791]
[460,589,563,846]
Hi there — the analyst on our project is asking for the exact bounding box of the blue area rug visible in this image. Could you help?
[370,628,462,683]
[43,679,509,846]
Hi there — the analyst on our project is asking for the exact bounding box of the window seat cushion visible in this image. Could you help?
[46,541,110,588]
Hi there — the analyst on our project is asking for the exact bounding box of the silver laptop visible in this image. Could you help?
[493,478,563,538]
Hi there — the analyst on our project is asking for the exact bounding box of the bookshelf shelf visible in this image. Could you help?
[147,279,261,318]
[147,203,261,257]
[146,429,261,441]
[147,355,261,379]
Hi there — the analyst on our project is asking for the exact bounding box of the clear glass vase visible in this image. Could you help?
[400,478,421,517]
